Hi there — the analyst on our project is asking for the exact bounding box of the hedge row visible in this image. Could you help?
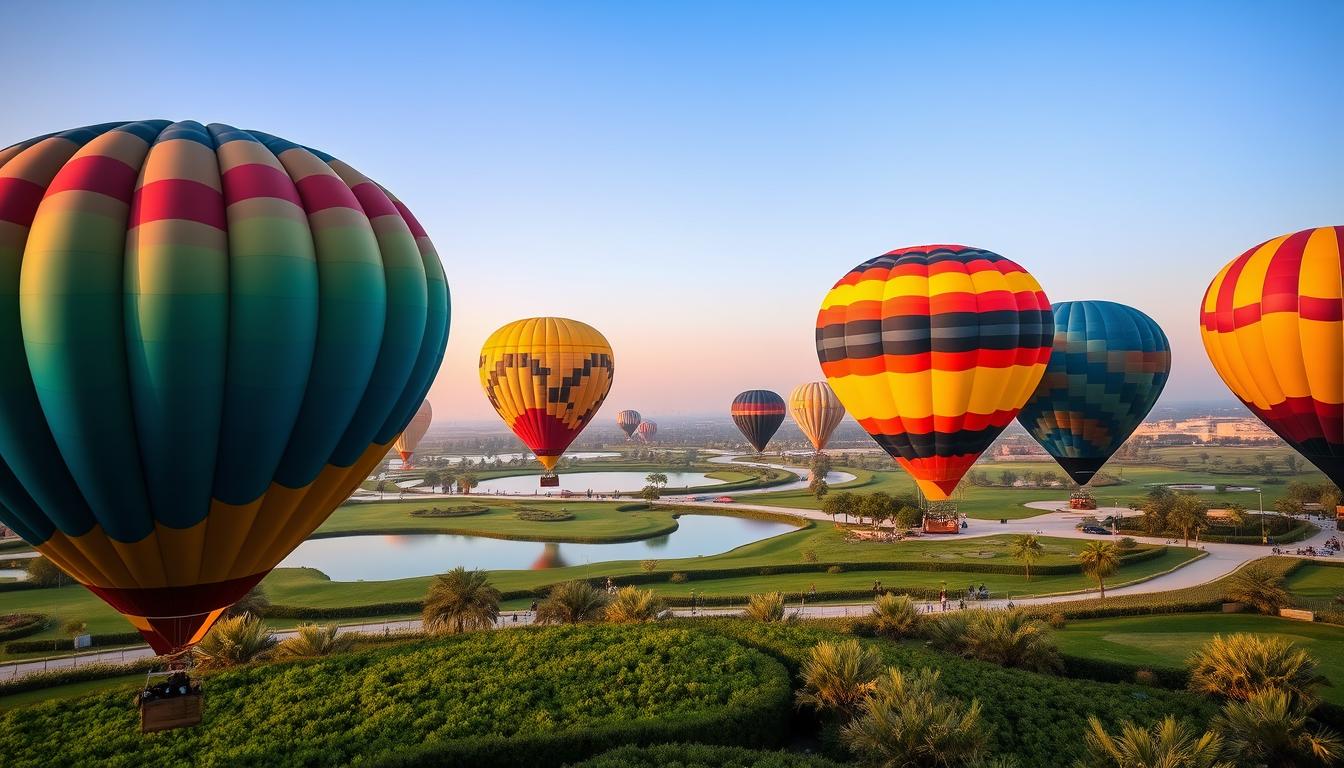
[570,744,845,768]
[0,613,48,642]
[408,505,489,518]
[615,503,651,512]
[516,509,576,522]
[0,658,157,697]
[4,631,143,655]
[0,580,42,594]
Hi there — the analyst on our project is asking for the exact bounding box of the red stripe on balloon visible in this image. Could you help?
[819,348,1047,376]
[350,182,399,219]
[392,199,429,239]
[221,163,303,208]
[44,154,138,203]
[0,177,44,226]
[295,174,362,214]
[130,179,226,230]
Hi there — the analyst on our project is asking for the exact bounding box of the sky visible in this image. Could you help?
[2,1,1341,421]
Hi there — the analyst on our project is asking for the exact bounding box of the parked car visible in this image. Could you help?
[1081,525,1112,535]
[713,496,735,503]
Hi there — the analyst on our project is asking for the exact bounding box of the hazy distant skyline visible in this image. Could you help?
[3,2,1340,422]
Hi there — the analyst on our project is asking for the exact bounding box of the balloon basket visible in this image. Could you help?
[540,474,559,488]
[138,656,203,733]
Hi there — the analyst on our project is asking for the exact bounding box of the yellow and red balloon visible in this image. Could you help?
[394,401,433,467]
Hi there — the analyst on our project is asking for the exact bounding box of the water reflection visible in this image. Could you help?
[475,471,725,495]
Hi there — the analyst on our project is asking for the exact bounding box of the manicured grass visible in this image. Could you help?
[1285,562,1344,601]
[1054,612,1344,704]
[317,499,681,542]
[0,674,142,710]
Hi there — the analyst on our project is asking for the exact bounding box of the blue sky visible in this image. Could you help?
[3,1,1340,419]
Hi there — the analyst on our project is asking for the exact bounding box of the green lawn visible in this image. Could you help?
[1285,562,1344,601]
[0,674,143,710]
[1054,612,1344,705]
[315,498,680,542]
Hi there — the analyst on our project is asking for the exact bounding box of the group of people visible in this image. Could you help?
[139,672,198,703]
[1277,538,1341,557]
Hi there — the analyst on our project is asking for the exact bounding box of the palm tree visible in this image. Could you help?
[743,591,787,623]
[1078,541,1120,599]
[1225,565,1291,615]
[604,586,665,623]
[1169,494,1209,546]
[422,567,501,634]
[1011,534,1044,582]
[964,610,1062,673]
[535,580,610,624]
[275,624,354,660]
[795,639,883,719]
[1074,715,1231,768]
[842,667,988,768]
[224,585,271,619]
[1215,689,1344,767]
[1187,633,1326,707]
[871,593,922,639]
[193,614,277,670]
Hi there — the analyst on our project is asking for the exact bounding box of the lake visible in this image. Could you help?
[278,513,797,580]
[474,470,726,495]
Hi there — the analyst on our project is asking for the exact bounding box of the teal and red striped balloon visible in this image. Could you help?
[0,120,449,653]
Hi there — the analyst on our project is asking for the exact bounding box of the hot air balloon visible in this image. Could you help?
[1016,301,1170,486]
[0,120,450,655]
[617,409,642,440]
[394,401,433,468]
[731,390,786,453]
[637,420,658,443]
[789,382,845,453]
[479,317,614,485]
[816,245,1052,500]
[1201,226,1344,489]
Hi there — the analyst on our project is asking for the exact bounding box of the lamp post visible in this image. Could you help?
[1259,488,1266,544]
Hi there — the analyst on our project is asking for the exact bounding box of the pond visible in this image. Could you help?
[392,452,621,470]
[1154,483,1259,492]
[474,471,726,495]
[278,513,798,580]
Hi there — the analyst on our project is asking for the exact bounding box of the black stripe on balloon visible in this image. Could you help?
[733,412,785,452]
[816,310,1053,361]
[848,248,1005,274]
[871,425,1008,462]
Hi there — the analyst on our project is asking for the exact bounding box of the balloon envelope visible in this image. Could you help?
[789,381,845,452]
[1017,301,1170,485]
[1201,226,1344,488]
[0,120,449,653]
[637,420,658,442]
[394,401,433,466]
[816,245,1052,500]
[479,317,614,471]
[731,390,786,452]
[617,409,642,439]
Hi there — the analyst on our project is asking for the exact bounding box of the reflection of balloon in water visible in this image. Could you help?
[1201,226,1344,489]
[1017,301,1170,486]
[394,401,433,467]
[0,120,449,653]
[789,381,845,453]
[637,420,658,442]
[479,317,614,474]
[617,410,641,439]
[816,245,1052,500]
[530,542,568,570]
[731,390,787,453]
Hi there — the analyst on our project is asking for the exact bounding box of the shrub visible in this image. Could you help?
[24,556,70,587]
[1214,689,1344,767]
[1225,565,1290,615]
[571,744,846,768]
[827,565,844,574]
[961,610,1061,674]
[274,624,354,660]
[536,581,610,624]
[743,592,787,623]
[1077,714,1227,768]
[409,505,489,517]
[192,614,277,671]
[924,611,973,652]
[802,549,818,563]
[223,585,271,619]
[871,593,921,639]
[516,508,576,522]
[0,613,48,642]
[423,567,501,634]
[795,639,883,719]
[670,572,689,584]
[1134,669,1156,687]
[1188,633,1326,707]
[1047,613,1067,630]
[842,667,989,768]
[640,559,658,573]
[605,587,665,623]
[1117,537,1138,551]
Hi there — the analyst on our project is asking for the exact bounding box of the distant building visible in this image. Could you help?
[1130,416,1276,444]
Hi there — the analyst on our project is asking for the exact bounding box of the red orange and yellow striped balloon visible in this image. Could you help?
[816,245,1053,500]
[1201,226,1344,488]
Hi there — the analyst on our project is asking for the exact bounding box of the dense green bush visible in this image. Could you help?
[568,744,845,767]
[0,580,41,594]
[517,508,577,522]
[616,503,651,512]
[0,625,791,768]
[0,612,48,642]
[0,658,158,697]
[409,505,489,517]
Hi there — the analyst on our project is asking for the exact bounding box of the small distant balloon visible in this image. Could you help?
[637,420,658,443]
[731,390,786,453]
[789,381,845,453]
[394,401,434,468]
[617,410,642,439]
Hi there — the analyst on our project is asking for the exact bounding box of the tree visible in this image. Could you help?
[193,614,277,670]
[1226,565,1291,615]
[1078,542,1120,599]
[1010,534,1044,582]
[999,470,1019,487]
[871,593,921,639]
[535,580,610,624]
[811,478,830,500]
[842,667,989,768]
[422,567,501,634]
[1188,633,1326,707]
[894,505,922,530]
[1075,714,1231,768]
[860,492,895,531]
[376,479,389,499]
[1285,454,1301,474]
[1223,503,1246,535]
[1275,497,1304,517]
[795,639,883,719]
[743,591,787,623]
[639,484,662,502]
[823,492,858,524]
[224,585,271,619]
[645,472,668,488]
[963,610,1061,673]
[422,470,442,492]
[1215,689,1344,768]
[24,556,70,587]
[1169,494,1209,546]
[457,472,479,494]
[604,586,665,623]
[1140,487,1176,535]
[275,624,354,659]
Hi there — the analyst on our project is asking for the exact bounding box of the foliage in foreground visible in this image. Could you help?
[0,625,790,768]
[1074,715,1231,768]
[191,614,277,671]
[274,623,354,660]
[536,580,611,624]
[1186,633,1326,707]
[569,743,845,768]
[604,586,666,623]
[1224,565,1291,615]
[422,567,501,634]
[795,639,883,719]
[924,610,1062,673]
[870,593,921,639]
[1215,689,1344,767]
[743,591,788,623]
[842,667,988,768]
